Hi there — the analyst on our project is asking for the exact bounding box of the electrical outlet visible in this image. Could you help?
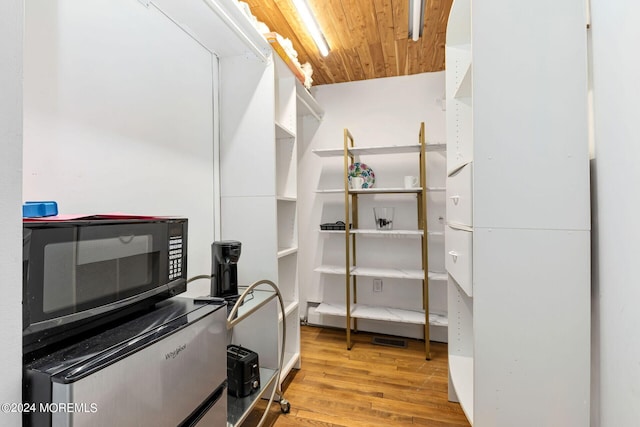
[373,278,383,292]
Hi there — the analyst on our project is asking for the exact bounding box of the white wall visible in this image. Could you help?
[23,0,218,297]
[298,72,447,339]
[590,1,640,425]
[0,0,24,424]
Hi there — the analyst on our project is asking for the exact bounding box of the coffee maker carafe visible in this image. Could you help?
[211,240,241,300]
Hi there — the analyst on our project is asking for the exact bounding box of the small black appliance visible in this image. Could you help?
[211,240,241,300]
[22,216,188,357]
[226,344,260,398]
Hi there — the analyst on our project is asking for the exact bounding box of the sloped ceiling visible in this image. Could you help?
[245,0,453,85]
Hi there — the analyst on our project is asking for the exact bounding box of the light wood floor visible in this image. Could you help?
[243,326,470,427]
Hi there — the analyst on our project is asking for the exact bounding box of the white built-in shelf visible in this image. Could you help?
[353,266,424,280]
[318,229,444,237]
[315,189,343,194]
[278,300,299,322]
[316,187,444,194]
[314,264,446,281]
[448,44,472,100]
[352,229,423,236]
[350,187,422,194]
[448,222,473,232]
[449,354,474,424]
[276,196,297,202]
[314,302,448,327]
[275,122,295,139]
[455,62,472,100]
[277,246,298,258]
[430,272,448,281]
[295,80,324,120]
[312,143,446,158]
[314,264,348,275]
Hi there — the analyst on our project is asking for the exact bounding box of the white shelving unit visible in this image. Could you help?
[311,124,446,359]
[445,0,590,425]
[273,53,300,384]
[220,41,322,389]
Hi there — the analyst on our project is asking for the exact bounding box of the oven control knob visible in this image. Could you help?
[252,380,259,389]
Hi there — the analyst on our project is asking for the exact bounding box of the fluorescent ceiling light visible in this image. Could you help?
[292,0,330,57]
[409,0,426,41]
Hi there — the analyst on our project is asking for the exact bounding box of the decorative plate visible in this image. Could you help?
[348,162,375,188]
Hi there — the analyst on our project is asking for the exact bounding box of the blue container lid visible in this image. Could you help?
[23,201,58,218]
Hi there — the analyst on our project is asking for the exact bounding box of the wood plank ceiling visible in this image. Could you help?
[245,0,453,86]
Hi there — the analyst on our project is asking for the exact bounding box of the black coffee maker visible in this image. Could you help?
[211,240,241,301]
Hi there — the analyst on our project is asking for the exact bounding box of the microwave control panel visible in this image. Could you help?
[168,236,183,281]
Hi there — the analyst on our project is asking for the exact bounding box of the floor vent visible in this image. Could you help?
[372,336,407,348]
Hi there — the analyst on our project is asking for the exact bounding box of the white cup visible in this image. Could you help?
[403,176,419,188]
[350,176,364,189]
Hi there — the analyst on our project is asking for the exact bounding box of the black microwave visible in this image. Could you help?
[22,217,188,356]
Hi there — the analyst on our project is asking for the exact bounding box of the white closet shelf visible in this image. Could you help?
[315,189,344,194]
[455,62,472,99]
[276,196,297,202]
[314,264,348,275]
[318,229,444,237]
[295,80,324,120]
[275,122,295,139]
[430,272,448,281]
[350,187,422,194]
[352,229,423,236]
[312,143,446,157]
[449,354,474,424]
[447,44,472,100]
[352,266,425,280]
[316,187,444,194]
[314,264,446,281]
[277,246,298,258]
[314,302,448,326]
[278,300,299,321]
